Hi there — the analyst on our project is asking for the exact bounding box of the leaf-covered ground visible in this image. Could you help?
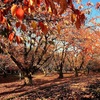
[0,72,100,100]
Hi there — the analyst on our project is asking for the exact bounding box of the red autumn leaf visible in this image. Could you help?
[31,21,37,29]
[57,24,61,34]
[45,0,50,8]
[21,24,26,31]
[74,9,81,15]
[45,0,69,14]
[37,0,41,6]
[0,15,4,23]
[71,13,77,24]
[8,32,15,41]
[23,6,28,14]
[38,22,48,34]
[3,0,9,3]
[75,19,81,29]
[23,0,29,6]
[42,25,48,34]
[38,22,44,29]
[2,7,10,16]
[16,7,24,20]
[68,0,75,10]
[71,9,86,29]
[58,0,68,14]
[16,21,21,28]
[80,13,85,24]
[16,36,21,44]
[11,4,18,16]
[45,0,57,15]
[33,0,42,7]
[0,10,4,23]
[1,16,6,23]
[53,0,67,14]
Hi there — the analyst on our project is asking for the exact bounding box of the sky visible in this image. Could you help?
[83,0,100,17]
[75,0,100,24]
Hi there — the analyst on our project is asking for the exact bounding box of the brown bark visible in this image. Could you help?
[58,64,63,79]
[24,73,33,85]
[74,67,78,77]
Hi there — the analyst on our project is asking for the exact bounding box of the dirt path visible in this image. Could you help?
[0,72,100,100]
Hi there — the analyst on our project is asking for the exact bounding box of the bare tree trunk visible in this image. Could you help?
[24,72,33,85]
[87,67,90,74]
[41,68,47,76]
[58,64,63,79]
[84,67,90,75]
[3,72,7,78]
[74,67,78,77]
[9,54,33,85]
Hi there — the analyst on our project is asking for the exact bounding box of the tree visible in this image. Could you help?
[57,22,100,76]
[53,41,67,78]
[0,0,80,84]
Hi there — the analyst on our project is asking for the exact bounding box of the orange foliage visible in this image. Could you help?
[71,9,85,29]
[45,0,57,15]
[31,21,37,30]
[16,36,21,44]
[8,32,15,41]
[16,7,24,21]
[3,0,9,4]
[11,4,17,16]
[57,0,68,14]
[16,22,21,28]
[0,16,6,23]
[57,24,61,34]
[0,0,99,45]
[38,22,48,34]
[21,24,26,31]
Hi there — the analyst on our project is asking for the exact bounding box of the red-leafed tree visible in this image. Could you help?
[65,27,100,76]
[0,0,81,85]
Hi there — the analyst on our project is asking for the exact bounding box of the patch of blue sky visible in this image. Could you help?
[74,0,100,28]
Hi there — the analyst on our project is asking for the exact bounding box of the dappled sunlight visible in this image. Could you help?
[0,72,100,99]
[70,82,87,91]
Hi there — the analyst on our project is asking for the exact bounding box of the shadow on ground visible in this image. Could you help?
[0,75,19,84]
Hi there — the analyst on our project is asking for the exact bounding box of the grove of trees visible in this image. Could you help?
[0,0,100,85]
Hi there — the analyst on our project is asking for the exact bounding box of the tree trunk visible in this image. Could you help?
[74,67,78,77]
[24,73,33,85]
[42,68,47,76]
[84,67,90,75]
[18,71,24,80]
[58,64,63,79]
[3,72,7,78]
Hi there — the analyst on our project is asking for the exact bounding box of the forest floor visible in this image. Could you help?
[0,71,100,100]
